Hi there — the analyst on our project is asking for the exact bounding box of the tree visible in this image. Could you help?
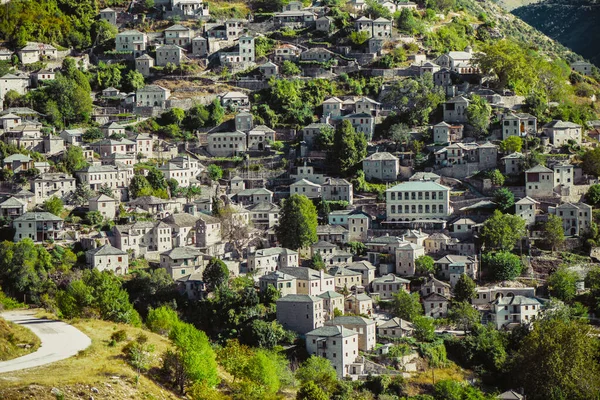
[582,148,600,177]
[466,95,492,136]
[586,184,600,206]
[453,274,476,303]
[207,164,223,181]
[123,70,145,92]
[499,136,523,153]
[295,356,338,395]
[392,291,422,321]
[85,211,103,225]
[482,251,523,281]
[389,123,411,148]
[161,108,185,126]
[281,60,301,77]
[219,206,252,258]
[165,321,219,393]
[543,214,565,251]
[129,175,153,198]
[448,301,480,333]
[63,146,88,173]
[415,255,435,275]
[203,258,229,291]
[92,20,118,45]
[71,183,94,207]
[330,120,367,175]
[147,167,167,191]
[548,267,578,302]
[493,188,515,212]
[513,318,600,400]
[123,334,155,383]
[349,31,370,46]
[147,306,180,336]
[43,196,63,217]
[82,127,104,143]
[311,252,326,271]
[412,316,435,342]
[297,381,328,400]
[276,194,318,250]
[383,73,445,125]
[486,169,506,186]
[98,184,114,198]
[4,89,22,108]
[209,98,224,125]
[480,210,526,251]
[314,125,334,151]
[397,8,418,34]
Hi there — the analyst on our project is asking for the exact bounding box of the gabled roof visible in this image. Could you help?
[254,247,298,257]
[318,290,343,299]
[327,316,374,326]
[165,24,189,31]
[292,178,321,187]
[89,194,117,203]
[422,292,450,302]
[346,260,376,271]
[14,212,62,222]
[364,152,398,161]
[526,164,552,173]
[162,213,200,227]
[87,244,127,257]
[277,294,322,303]
[543,120,581,129]
[306,325,357,338]
[259,271,297,282]
[515,196,539,205]
[161,246,203,259]
[492,295,540,306]
[279,267,333,281]
[379,317,414,330]
[386,181,450,192]
[372,274,410,284]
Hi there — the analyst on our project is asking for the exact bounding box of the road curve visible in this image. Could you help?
[0,310,91,374]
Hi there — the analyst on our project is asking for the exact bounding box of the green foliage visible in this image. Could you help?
[254,36,276,58]
[484,169,505,186]
[392,290,422,321]
[207,164,223,181]
[161,107,185,126]
[581,147,600,177]
[543,214,565,251]
[480,210,526,251]
[43,196,63,217]
[82,127,104,143]
[276,194,318,250]
[548,267,578,302]
[493,188,515,212]
[433,379,488,400]
[311,252,326,271]
[346,241,367,256]
[85,211,103,226]
[63,145,89,173]
[396,8,421,35]
[281,60,302,77]
[330,120,367,175]
[146,306,180,336]
[129,175,153,199]
[209,98,225,126]
[415,255,435,275]
[466,95,492,136]
[513,318,600,400]
[0,289,25,310]
[146,167,167,191]
[423,19,470,55]
[383,73,445,126]
[448,301,480,333]
[296,356,338,395]
[453,274,476,303]
[413,315,436,342]
[499,136,523,153]
[297,381,328,400]
[349,31,370,46]
[586,184,600,206]
[482,251,523,281]
[183,103,211,129]
[203,258,230,291]
[111,329,127,342]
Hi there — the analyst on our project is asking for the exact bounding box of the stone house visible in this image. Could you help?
[0,73,29,106]
[277,294,324,334]
[300,47,334,62]
[305,325,361,378]
[525,165,554,198]
[515,196,539,226]
[192,36,208,57]
[247,125,276,150]
[542,120,582,147]
[195,213,222,255]
[346,261,376,287]
[345,293,373,316]
[435,255,478,282]
[258,61,278,79]
[419,276,451,297]
[501,152,525,175]
[136,54,155,77]
[2,154,33,172]
[156,45,186,66]
[274,43,302,62]
[322,178,353,203]
[112,221,172,257]
[0,197,27,219]
[290,178,322,198]
[301,122,333,147]
[502,113,537,140]
[371,274,410,300]
[259,271,297,297]
[279,267,335,296]
[99,7,117,25]
[235,188,273,205]
[247,201,280,230]
[327,266,363,291]
[422,292,450,318]
[432,121,463,144]
[316,16,332,32]
[362,152,399,182]
[548,202,592,236]
[89,194,119,219]
[473,286,536,306]
[395,242,425,276]
[248,247,299,276]
[13,212,64,242]
[30,173,76,205]
[442,96,469,123]
[220,91,250,108]
[18,42,57,64]
[316,224,349,244]
[325,316,376,351]
[490,295,540,329]
[116,30,147,57]
[136,85,170,108]
[385,181,452,221]
[164,24,192,47]
[162,213,200,247]
[207,131,247,157]
[377,317,414,338]
[319,291,345,321]
[571,61,593,76]
[86,244,129,275]
[160,246,205,279]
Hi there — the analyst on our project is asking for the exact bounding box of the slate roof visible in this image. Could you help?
[279,267,333,280]
[161,246,203,259]
[87,244,127,256]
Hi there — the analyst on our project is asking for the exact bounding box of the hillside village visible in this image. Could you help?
[0,0,600,399]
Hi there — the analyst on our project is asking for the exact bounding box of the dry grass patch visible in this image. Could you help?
[405,362,473,396]
[0,317,41,362]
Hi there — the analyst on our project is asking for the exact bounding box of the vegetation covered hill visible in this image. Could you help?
[511,0,600,66]
[0,316,40,362]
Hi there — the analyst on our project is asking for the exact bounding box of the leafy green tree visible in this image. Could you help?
[244,349,283,394]
[209,98,224,125]
[71,183,94,206]
[82,127,104,143]
[586,184,600,206]
[493,188,515,212]
[0,239,52,302]
[392,291,422,321]
[453,274,476,303]
[147,306,180,336]
[123,70,145,92]
[513,318,600,400]
[207,164,223,181]
[296,356,338,395]
[311,252,326,271]
[43,196,63,217]
[466,95,492,136]
[331,120,367,175]
[389,123,411,147]
[548,267,578,302]
[63,146,88,173]
[161,107,185,126]
[543,214,565,251]
[85,211,103,225]
[281,60,301,77]
[129,175,153,198]
[349,31,370,46]
[184,104,210,129]
[383,73,445,125]
[123,334,155,382]
[203,258,229,291]
[412,315,435,342]
[448,301,480,333]
[485,169,505,186]
[397,8,418,34]
[147,167,167,191]
[499,136,523,153]
[582,147,600,177]
[297,381,328,400]
[92,20,117,44]
[165,321,219,393]
[4,89,22,108]
[276,194,318,250]
[314,126,334,151]
[482,251,523,281]
[415,255,435,275]
[480,210,526,251]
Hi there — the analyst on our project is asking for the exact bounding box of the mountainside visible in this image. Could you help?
[510,0,600,66]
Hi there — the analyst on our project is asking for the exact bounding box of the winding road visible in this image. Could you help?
[0,310,91,374]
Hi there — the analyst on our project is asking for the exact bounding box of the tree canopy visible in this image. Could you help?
[480,210,526,251]
[275,194,318,250]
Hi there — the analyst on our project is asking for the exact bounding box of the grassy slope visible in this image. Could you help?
[0,319,180,400]
[0,317,41,362]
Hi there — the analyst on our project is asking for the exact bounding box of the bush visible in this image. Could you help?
[111,329,127,343]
